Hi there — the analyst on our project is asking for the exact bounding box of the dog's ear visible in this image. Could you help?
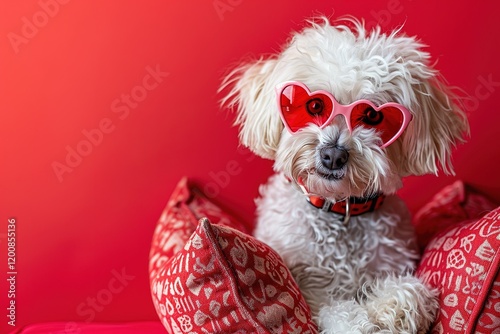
[220,57,282,160]
[400,77,469,176]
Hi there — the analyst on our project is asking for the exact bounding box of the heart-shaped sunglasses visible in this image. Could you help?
[277,82,413,148]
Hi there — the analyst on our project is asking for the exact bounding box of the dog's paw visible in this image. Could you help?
[364,274,439,334]
[317,300,378,334]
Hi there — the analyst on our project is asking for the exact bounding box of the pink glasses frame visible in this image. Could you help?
[276,81,413,148]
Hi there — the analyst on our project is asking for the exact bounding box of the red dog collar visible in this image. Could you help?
[290,175,385,218]
[307,193,385,216]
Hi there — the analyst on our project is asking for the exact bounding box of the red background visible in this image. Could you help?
[0,0,499,331]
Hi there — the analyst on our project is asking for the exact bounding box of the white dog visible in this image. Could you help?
[221,17,468,333]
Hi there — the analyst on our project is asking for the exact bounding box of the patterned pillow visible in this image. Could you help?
[417,207,500,333]
[413,180,498,251]
[149,177,250,281]
[149,177,317,333]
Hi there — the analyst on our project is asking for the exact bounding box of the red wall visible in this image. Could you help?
[1,0,499,331]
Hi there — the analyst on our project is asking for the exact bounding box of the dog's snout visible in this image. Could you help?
[320,146,348,170]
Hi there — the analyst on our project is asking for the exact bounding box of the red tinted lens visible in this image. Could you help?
[280,85,333,133]
[350,103,404,145]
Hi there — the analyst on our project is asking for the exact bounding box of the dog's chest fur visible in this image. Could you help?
[253,174,419,313]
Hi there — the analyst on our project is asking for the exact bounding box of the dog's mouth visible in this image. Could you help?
[314,166,346,181]
[298,167,351,201]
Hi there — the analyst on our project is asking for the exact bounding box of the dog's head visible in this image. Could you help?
[221,17,468,201]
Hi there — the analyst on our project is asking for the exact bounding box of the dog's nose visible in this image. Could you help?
[320,146,348,170]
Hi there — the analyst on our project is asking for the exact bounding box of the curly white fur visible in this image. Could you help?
[221,17,468,333]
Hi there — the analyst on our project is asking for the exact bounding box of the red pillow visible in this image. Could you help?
[417,207,500,333]
[149,178,318,333]
[413,180,498,250]
[149,177,250,281]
